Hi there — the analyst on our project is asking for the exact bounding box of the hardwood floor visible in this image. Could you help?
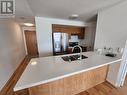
[0,55,32,95]
[77,78,127,95]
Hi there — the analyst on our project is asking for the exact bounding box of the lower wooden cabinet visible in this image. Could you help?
[14,89,29,95]
[28,66,108,95]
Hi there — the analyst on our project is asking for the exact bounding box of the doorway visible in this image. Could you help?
[24,30,39,57]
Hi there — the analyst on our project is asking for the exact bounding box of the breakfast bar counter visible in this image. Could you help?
[14,52,122,95]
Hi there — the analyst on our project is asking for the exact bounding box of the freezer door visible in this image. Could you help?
[53,33,62,52]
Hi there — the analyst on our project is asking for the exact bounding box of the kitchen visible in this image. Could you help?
[13,15,127,95]
[52,24,93,55]
[35,17,96,57]
[1,0,127,95]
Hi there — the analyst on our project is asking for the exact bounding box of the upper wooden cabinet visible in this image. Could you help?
[52,25,68,33]
[52,24,85,39]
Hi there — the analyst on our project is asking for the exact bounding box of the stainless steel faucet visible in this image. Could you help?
[72,45,82,60]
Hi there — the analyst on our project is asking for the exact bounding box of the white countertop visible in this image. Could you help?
[14,52,122,91]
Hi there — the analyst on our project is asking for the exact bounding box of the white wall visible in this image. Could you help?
[35,17,86,57]
[95,0,127,50]
[0,19,26,90]
[80,22,96,50]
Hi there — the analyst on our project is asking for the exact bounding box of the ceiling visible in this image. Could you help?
[15,0,124,23]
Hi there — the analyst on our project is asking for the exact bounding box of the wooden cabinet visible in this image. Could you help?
[52,25,61,32]
[29,66,108,95]
[52,25,69,33]
[52,24,85,39]
[79,27,85,39]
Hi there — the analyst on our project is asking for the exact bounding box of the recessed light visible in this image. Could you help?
[69,14,79,20]
[24,23,34,27]
[71,14,79,17]
[31,61,37,66]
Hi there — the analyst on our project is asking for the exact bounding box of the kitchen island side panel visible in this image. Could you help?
[29,66,108,95]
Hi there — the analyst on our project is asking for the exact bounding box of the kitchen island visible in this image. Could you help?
[14,52,122,95]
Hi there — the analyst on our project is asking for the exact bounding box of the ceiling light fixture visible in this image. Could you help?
[24,23,34,27]
[31,61,37,66]
[72,14,79,17]
[69,14,79,20]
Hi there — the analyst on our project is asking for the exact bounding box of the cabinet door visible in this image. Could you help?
[61,26,69,33]
[70,27,85,39]
[78,27,85,39]
[52,25,69,33]
[52,25,62,32]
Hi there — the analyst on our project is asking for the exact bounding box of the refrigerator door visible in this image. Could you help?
[61,33,69,52]
[53,33,62,52]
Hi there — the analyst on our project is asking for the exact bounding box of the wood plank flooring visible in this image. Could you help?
[77,78,127,95]
[0,55,33,95]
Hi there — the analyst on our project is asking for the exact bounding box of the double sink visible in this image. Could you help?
[61,45,88,62]
[62,54,88,62]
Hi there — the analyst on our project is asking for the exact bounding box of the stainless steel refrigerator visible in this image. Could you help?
[52,33,69,55]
